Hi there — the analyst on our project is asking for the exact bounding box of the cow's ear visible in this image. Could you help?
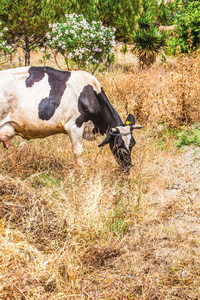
[98,134,112,147]
[125,114,135,126]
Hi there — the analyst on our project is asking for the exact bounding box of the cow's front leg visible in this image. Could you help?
[67,126,84,164]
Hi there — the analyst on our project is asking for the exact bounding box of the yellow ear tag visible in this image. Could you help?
[126,121,131,125]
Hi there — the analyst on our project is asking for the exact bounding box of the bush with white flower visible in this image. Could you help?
[0,22,15,55]
[44,14,116,72]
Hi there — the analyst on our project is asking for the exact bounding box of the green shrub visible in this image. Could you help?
[132,26,168,67]
[176,127,200,147]
[172,0,200,53]
[44,13,116,72]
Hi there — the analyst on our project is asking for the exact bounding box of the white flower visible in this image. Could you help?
[68,53,73,58]
[46,32,51,39]
[111,40,116,47]
[79,48,85,53]
[4,27,8,31]
[93,45,102,52]
[65,30,69,34]
[110,48,115,54]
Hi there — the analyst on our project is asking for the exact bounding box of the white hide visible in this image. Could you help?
[0,67,101,154]
[115,125,132,150]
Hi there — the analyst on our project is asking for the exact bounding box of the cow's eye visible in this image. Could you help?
[84,108,88,112]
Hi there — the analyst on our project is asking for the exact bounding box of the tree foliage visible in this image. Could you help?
[0,0,141,65]
[66,0,141,42]
[1,0,199,68]
[94,0,140,42]
[0,23,15,54]
[138,0,177,26]
[172,0,200,53]
[0,0,67,65]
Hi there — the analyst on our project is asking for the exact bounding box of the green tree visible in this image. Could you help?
[69,0,141,42]
[138,0,178,26]
[0,0,67,66]
[172,0,200,53]
[95,0,140,42]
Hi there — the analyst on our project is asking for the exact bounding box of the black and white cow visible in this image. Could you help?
[0,66,142,171]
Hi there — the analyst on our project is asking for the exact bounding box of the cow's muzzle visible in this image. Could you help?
[112,148,132,172]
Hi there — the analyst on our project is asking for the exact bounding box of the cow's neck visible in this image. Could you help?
[95,88,122,134]
[76,85,123,135]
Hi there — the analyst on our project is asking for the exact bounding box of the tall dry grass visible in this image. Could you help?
[0,49,200,299]
[98,49,200,128]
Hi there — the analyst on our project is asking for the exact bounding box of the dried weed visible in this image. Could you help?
[0,50,200,299]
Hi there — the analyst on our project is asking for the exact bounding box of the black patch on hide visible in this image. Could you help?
[25,67,45,87]
[76,85,122,135]
[26,66,71,120]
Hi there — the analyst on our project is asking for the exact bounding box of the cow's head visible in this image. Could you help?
[98,114,142,172]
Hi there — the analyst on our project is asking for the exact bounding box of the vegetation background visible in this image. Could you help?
[0,0,200,299]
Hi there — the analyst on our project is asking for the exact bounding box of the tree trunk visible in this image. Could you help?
[25,49,30,66]
[106,54,110,70]
[25,37,31,66]
[139,53,156,69]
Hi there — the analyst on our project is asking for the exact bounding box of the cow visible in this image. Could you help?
[0,66,142,171]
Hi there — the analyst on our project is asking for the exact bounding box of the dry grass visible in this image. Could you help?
[0,49,200,299]
[99,49,200,128]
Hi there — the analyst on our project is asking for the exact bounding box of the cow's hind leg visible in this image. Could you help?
[0,123,15,148]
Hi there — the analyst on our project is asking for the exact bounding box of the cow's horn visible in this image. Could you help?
[111,128,118,133]
[131,125,142,130]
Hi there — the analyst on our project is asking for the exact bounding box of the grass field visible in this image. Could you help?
[0,48,200,299]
